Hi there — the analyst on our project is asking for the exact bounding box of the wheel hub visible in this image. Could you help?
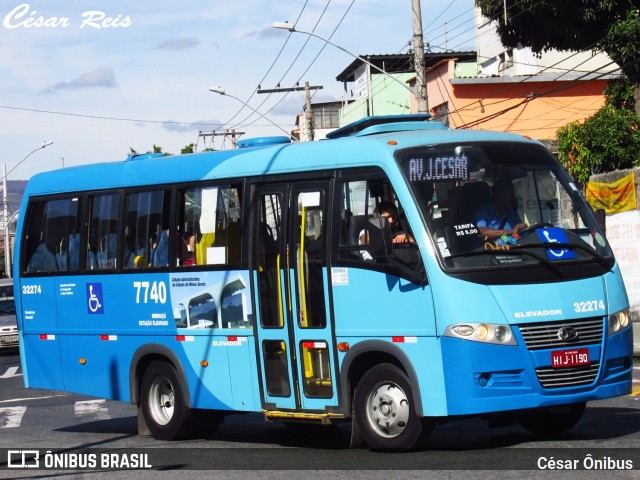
[366,383,410,438]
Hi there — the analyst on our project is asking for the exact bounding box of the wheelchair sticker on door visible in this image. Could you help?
[86,283,104,314]
[535,228,576,260]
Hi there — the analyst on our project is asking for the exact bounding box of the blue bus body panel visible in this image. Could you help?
[19,270,259,412]
[435,270,632,415]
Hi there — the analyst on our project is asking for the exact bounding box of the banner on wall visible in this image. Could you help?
[586,172,637,215]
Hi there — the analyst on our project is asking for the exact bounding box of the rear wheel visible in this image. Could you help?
[354,363,425,450]
[518,402,586,435]
[140,361,195,440]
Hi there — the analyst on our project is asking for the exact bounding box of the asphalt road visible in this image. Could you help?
[1,351,639,480]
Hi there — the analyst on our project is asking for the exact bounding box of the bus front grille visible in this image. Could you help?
[535,362,600,388]
[517,318,603,351]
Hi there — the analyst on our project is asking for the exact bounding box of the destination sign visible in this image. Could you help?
[406,155,469,182]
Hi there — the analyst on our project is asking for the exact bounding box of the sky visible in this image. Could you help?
[0,0,476,182]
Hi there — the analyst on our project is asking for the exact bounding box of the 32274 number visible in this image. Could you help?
[573,300,605,313]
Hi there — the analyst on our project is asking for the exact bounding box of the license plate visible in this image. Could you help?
[0,335,17,344]
[551,348,589,368]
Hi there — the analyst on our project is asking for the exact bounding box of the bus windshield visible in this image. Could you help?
[397,141,614,272]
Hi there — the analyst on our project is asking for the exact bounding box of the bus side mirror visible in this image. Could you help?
[595,208,606,235]
[367,217,393,258]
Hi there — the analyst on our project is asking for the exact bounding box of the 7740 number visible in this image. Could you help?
[133,281,167,304]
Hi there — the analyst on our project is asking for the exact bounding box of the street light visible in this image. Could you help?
[272,22,414,95]
[3,140,53,277]
[208,87,297,142]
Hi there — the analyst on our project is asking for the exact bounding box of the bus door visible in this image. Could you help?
[253,182,337,412]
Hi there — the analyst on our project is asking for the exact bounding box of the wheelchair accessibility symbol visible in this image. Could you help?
[86,283,104,314]
[535,227,576,261]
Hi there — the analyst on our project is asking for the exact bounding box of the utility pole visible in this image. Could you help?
[304,82,314,142]
[412,0,429,113]
[198,129,245,149]
[257,83,323,142]
[3,163,9,277]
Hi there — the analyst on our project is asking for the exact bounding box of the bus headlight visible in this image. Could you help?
[608,309,630,335]
[445,323,517,345]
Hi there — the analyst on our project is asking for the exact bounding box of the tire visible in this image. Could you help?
[140,361,193,440]
[518,402,586,436]
[354,363,423,450]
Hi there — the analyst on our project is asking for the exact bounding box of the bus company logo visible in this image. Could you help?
[558,326,580,342]
[7,450,39,468]
[86,283,104,314]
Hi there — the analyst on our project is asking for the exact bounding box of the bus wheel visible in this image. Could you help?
[354,364,422,450]
[140,361,192,440]
[518,402,586,435]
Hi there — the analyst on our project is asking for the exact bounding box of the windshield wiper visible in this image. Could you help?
[447,248,563,275]
[510,242,612,268]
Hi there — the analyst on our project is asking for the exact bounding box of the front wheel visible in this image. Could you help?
[354,364,425,449]
[518,402,586,436]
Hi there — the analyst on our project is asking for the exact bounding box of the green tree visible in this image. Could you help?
[181,143,195,154]
[476,0,640,114]
[556,78,640,182]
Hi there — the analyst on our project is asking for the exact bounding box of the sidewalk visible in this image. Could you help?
[634,322,640,357]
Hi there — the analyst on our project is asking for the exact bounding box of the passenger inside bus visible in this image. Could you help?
[359,201,414,261]
[474,178,527,241]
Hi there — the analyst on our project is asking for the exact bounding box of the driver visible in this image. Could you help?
[474,179,527,241]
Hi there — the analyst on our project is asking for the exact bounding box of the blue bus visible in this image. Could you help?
[15,115,632,449]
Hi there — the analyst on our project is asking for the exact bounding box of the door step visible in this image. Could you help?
[263,410,346,425]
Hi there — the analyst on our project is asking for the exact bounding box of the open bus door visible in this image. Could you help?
[252,182,340,422]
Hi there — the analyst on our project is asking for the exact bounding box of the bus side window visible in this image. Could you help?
[124,190,171,269]
[87,193,120,271]
[23,198,80,274]
[177,184,242,268]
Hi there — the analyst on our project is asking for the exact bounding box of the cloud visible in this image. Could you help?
[161,119,225,133]
[245,27,286,39]
[46,68,117,93]
[155,37,201,50]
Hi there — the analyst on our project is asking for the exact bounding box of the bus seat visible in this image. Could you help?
[97,233,118,268]
[57,234,80,271]
[87,250,98,270]
[151,230,169,267]
[348,215,370,246]
[448,182,490,252]
[196,232,215,265]
[27,242,58,273]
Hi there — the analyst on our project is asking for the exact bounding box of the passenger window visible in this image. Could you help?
[124,190,171,269]
[177,185,242,267]
[87,194,120,270]
[337,176,422,277]
[23,197,81,273]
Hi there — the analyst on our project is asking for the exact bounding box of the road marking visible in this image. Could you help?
[0,406,27,428]
[74,399,110,420]
[0,366,22,379]
[0,394,67,404]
